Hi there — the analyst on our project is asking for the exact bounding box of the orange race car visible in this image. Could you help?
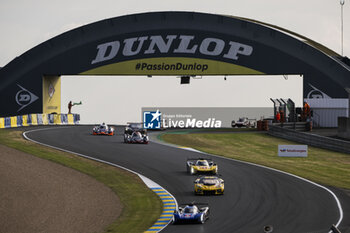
[92,123,115,136]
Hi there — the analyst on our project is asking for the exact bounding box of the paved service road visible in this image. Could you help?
[26,126,341,233]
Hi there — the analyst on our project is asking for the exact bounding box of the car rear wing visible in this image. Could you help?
[196,174,222,178]
[187,158,213,162]
[187,158,216,166]
[179,202,209,207]
[195,175,222,183]
[125,124,147,133]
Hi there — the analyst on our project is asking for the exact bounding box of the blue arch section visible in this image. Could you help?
[0,11,349,116]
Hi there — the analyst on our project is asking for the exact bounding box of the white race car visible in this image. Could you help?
[231,117,256,128]
[92,123,114,136]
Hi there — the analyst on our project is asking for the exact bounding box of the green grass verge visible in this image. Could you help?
[0,128,162,233]
[160,132,350,190]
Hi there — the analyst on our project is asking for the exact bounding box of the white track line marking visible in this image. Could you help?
[153,134,344,232]
[23,127,177,233]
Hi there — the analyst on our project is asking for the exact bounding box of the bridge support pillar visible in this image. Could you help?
[42,75,61,114]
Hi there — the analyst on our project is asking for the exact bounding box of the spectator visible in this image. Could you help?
[68,101,73,114]
[303,101,311,121]
[276,111,281,122]
[280,110,285,123]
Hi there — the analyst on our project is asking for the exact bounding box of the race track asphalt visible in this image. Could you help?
[25,125,342,233]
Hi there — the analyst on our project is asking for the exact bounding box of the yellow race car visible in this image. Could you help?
[194,176,224,195]
[187,158,218,175]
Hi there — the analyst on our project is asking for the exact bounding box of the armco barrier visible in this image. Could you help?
[67,114,74,125]
[48,114,54,124]
[16,115,23,127]
[37,114,43,125]
[10,116,17,127]
[0,118,4,128]
[4,117,11,128]
[31,114,38,126]
[268,125,350,154]
[0,114,80,129]
[42,114,49,125]
[60,114,67,124]
[22,115,29,127]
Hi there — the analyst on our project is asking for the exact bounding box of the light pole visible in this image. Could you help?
[340,0,345,56]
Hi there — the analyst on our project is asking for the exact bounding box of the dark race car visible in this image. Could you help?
[173,203,210,224]
[124,123,149,144]
[124,123,144,134]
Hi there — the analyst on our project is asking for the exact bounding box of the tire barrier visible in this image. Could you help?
[0,113,80,128]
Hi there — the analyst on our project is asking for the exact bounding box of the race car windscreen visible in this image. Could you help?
[201,178,219,185]
[184,207,197,213]
[196,160,209,166]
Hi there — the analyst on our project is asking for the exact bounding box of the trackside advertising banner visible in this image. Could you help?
[80,33,265,75]
[278,145,308,157]
[81,57,263,75]
[142,107,273,129]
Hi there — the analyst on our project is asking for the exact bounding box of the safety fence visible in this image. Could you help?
[0,113,80,129]
[268,124,350,154]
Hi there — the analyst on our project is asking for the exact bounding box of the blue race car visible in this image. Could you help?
[172,203,210,224]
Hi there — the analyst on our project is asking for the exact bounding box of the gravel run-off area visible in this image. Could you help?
[0,144,121,233]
